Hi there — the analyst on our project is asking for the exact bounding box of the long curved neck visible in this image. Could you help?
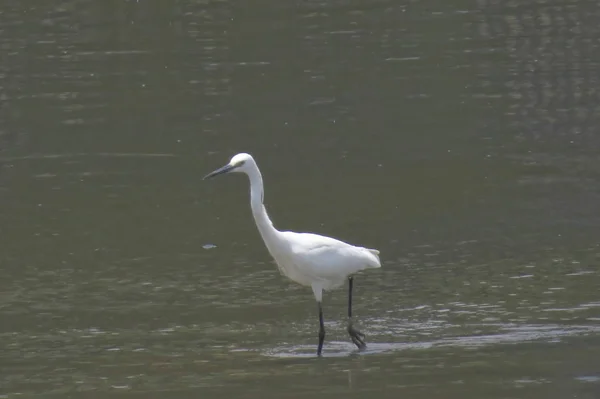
[246,164,279,242]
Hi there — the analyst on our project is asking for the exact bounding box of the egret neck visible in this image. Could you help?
[246,163,279,243]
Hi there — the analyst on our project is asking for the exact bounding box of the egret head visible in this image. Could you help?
[203,153,255,180]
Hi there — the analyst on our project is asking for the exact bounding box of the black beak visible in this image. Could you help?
[203,164,235,180]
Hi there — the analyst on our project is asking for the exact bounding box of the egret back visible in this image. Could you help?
[269,231,380,288]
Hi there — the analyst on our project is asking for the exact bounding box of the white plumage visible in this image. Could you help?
[275,232,380,298]
[204,153,381,355]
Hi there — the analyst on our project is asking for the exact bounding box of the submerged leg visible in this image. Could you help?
[317,301,325,356]
[347,276,366,350]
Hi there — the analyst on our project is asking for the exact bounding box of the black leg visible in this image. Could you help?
[317,301,325,356]
[347,277,366,350]
[348,275,354,318]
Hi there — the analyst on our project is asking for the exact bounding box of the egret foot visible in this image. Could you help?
[347,322,366,350]
[317,326,325,356]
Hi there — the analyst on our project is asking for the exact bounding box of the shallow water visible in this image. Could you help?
[1,0,600,398]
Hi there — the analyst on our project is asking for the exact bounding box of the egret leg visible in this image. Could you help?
[347,276,366,350]
[317,301,325,356]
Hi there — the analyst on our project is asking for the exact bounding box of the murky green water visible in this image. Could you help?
[1,1,600,397]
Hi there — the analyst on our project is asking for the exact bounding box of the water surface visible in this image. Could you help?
[1,0,600,398]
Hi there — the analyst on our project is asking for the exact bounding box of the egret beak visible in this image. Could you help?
[203,164,235,180]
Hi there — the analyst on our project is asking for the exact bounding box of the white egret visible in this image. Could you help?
[204,153,381,356]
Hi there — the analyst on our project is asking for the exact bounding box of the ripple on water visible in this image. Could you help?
[264,323,600,358]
